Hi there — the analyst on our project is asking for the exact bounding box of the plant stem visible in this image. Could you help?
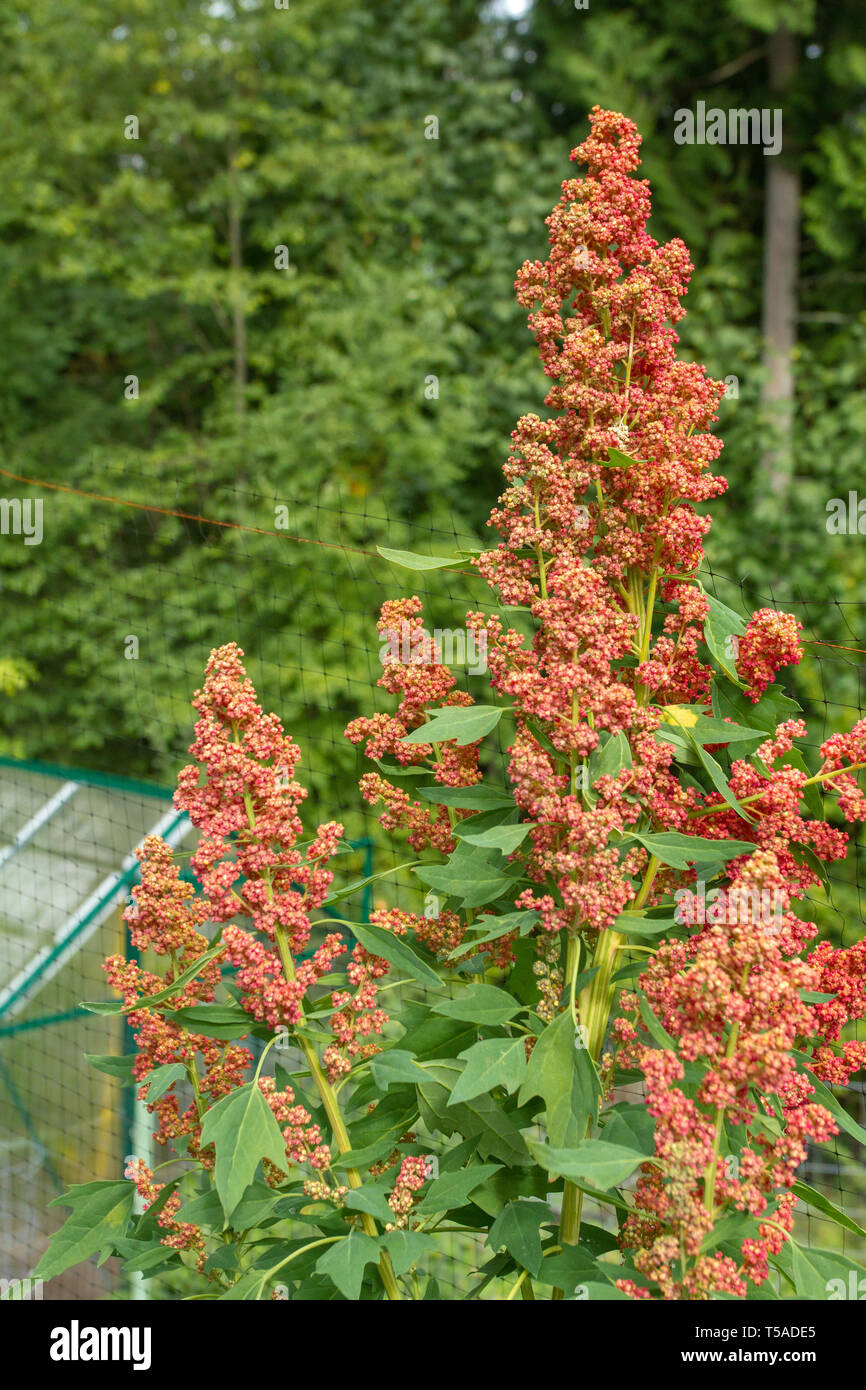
[232,723,401,1301]
[272,926,402,1301]
[687,760,866,819]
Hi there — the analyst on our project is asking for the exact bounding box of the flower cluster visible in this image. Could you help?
[347,597,481,856]
[258,1075,331,1174]
[614,852,836,1299]
[176,642,342,955]
[124,1157,206,1270]
[106,835,251,1157]
[386,1155,432,1229]
[323,943,391,1081]
[737,610,803,703]
[174,644,391,1071]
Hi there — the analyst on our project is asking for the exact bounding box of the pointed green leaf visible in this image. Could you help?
[402,705,505,747]
[35,1182,135,1280]
[454,822,534,854]
[791,1181,866,1239]
[368,1049,427,1089]
[450,1037,527,1104]
[528,1138,650,1189]
[141,1062,187,1103]
[199,1082,289,1221]
[415,1164,502,1214]
[377,546,461,571]
[380,1229,435,1277]
[315,1230,381,1299]
[416,783,514,810]
[624,831,754,870]
[487,1200,549,1277]
[434,984,522,1026]
[448,909,539,958]
[701,590,747,685]
[604,448,644,468]
[414,859,515,909]
[518,1010,600,1146]
[84,1053,137,1083]
[350,918,443,990]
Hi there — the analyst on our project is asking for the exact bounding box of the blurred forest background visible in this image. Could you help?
[4,0,866,1295]
[1,0,865,806]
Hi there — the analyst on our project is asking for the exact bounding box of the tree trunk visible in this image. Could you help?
[760,25,800,500]
[227,144,247,420]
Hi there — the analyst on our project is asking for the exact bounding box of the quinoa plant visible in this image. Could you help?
[39,108,866,1301]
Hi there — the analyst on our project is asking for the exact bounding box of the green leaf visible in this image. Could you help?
[603,1103,656,1156]
[84,1053,137,1083]
[712,679,802,733]
[454,822,534,854]
[331,1138,400,1172]
[518,1010,600,1146]
[119,1243,181,1276]
[141,1062,187,1102]
[467,1164,553,1219]
[434,984,522,1026]
[639,995,678,1050]
[402,704,505,747]
[588,731,633,785]
[380,1229,434,1277]
[175,1189,225,1228]
[528,1138,650,1189]
[35,1181,135,1280]
[791,1180,866,1238]
[624,830,754,869]
[450,1037,527,1104]
[168,1002,252,1041]
[315,1230,381,1299]
[658,705,763,747]
[416,783,514,810]
[338,1089,420,1170]
[415,1164,502,1214]
[83,935,227,1016]
[578,1223,621,1258]
[343,1183,397,1227]
[322,861,421,908]
[792,842,832,895]
[613,911,678,939]
[350,918,443,990]
[199,1082,289,1221]
[457,1091,531,1165]
[368,1049,427,1089]
[396,1009,478,1063]
[778,1239,866,1301]
[604,448,644,468]
[487,1200,549,1277]
[377,545,461,571]
[537,1244,610,1294]
[701,590,747,685]
[687,737,756,822]
[572,1281,632,1300]
[373,761,432,779]
[414,858,515,909]
[448,909,539,958]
